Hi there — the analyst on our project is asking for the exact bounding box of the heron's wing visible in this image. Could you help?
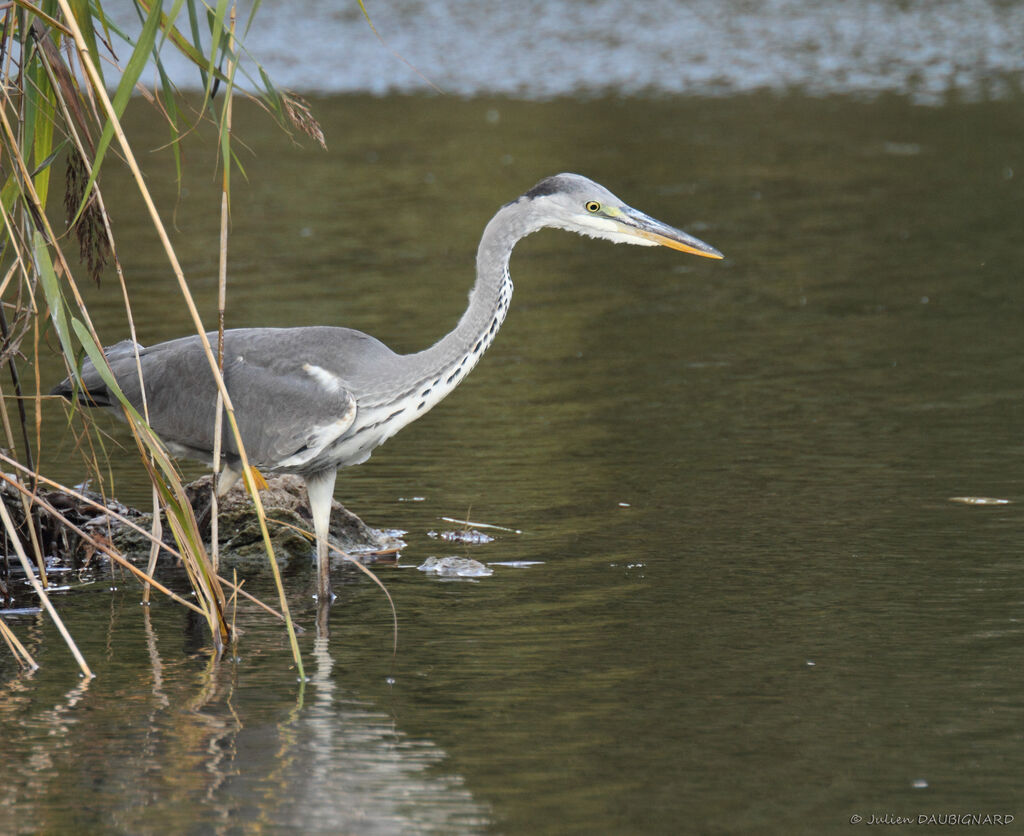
[94,332,361,469]
[226,355,358,470]
[59,327,406,470]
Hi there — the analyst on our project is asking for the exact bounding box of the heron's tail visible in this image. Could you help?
[50,340,144,407]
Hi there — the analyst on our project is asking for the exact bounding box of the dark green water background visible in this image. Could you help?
[3,93,1024,833]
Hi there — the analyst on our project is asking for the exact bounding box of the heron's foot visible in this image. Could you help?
[315,597,331,637]
[314,572,335,637]
[315,556,335,606]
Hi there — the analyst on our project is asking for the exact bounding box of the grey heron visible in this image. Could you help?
[53,173,723,600]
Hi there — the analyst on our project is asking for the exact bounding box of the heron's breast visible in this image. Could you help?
[311,401,420,471]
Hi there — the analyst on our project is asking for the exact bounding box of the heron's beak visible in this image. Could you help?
[621,207,724,259]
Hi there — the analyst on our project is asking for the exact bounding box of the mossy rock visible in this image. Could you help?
[111,474,404,572]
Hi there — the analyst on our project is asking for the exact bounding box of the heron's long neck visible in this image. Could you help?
[408,200,538,391]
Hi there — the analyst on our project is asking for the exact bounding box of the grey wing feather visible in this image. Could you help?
[56,327,399,470]
[222,350,359,469]
[51,339,145,407]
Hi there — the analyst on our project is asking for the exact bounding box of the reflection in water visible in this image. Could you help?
[0,600,488,834]
[0,675,92,816]
[265,632,489,833]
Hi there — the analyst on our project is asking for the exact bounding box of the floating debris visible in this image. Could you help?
[399,496,426,502]
[440,517,522,534]
[617,502,631,508]
[488,561,544,569]
[427,529,495,544]
[948,496,1011,506]
[882,141,923,156]
[417,557,493,578]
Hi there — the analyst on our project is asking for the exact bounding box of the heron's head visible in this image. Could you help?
[521,173,723,260]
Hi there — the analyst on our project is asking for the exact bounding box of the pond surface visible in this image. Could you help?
[5,92,1024,833]
[115,0,1024,103]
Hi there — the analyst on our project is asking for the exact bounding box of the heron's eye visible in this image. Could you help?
[585,201,601,213]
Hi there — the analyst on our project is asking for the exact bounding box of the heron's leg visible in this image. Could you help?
[216,465,242,496]
[305,469,337,604]
[205,465,241,566]
[195,464,242,538]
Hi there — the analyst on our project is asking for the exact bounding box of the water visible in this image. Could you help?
[5,91,1024,832]
[124,0,1024,103]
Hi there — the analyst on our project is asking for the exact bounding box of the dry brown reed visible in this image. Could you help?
[0,1,333,680]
